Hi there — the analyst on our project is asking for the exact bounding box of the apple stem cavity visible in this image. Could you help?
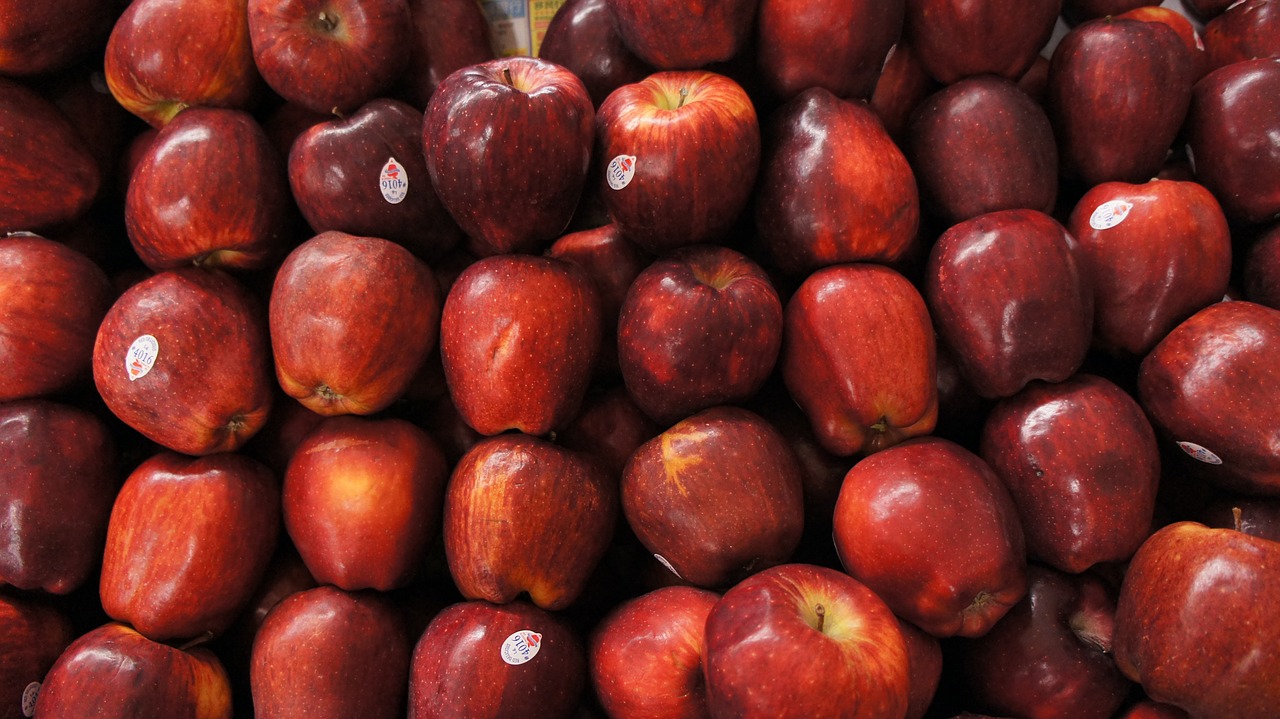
[314,10,338,33]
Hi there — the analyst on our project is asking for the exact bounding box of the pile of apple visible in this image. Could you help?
[2,0,1279,717]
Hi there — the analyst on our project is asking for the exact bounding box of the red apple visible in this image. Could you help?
[617,245,782,425]
[604,0,757,70]
[702,563,911,719]
[539,0,654,108]
[424,56,595,256]
[899,619,943,719]
[444,433,616,610]
[399,0,495,109]
[755,0,903,102]
[0,0,114,76]
[594,70,760,254]
[782,263,937,455]
[283,414,448,591]
[834,437,1028,638]
[904,0,1062,85]
[103,0,261,127]
[34,622,233,718]
[925,209,1093,399]
[755,86,919,276]
[981,375,1160,574]
[557,384,662,479]
[247,0,412,115]
[1203,0,1280,73]
[589,585,719,719]
[621,406,805,589]
[1244,224,1280,309]
[99,452,279,643]
[92,268,274,456]
[1067,178,1232,356]
[125,107,291,271]
[408,599,585,719]
[270,231,441,416]
[0,594,74,719]
[869,40,939,146]
[1137,300,1280,495]
[251,586,410,719]
[1117,5,1209,80]
[0,235,114,403]
[1114,521,1280,718]
[1116,702,1192,719]
[439,253,601,436]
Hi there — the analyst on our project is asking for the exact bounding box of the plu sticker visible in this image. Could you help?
[126,335,159,381]
[606,155,637,190]
[1177,441,1223,465]
[500,630,543,666]
[21,682,39,718]
[379,157,408,204]
[1089,200,1134,230]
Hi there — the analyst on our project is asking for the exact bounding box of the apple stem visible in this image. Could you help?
[177,630,214,652]
[503,67,514,87]
[1234,506,1244,533]
[814,604,826,633]
[677,87,688,109]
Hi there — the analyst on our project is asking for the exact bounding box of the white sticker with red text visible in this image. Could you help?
[1089,200,1134,230]
[500,630,543,665]
[379,157,408,204]
[126,335,159,381]
[606,155,637,190]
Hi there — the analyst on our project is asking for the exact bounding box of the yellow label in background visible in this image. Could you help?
[478,0,566,57]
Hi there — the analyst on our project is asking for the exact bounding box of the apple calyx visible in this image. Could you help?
[313,10,339,35]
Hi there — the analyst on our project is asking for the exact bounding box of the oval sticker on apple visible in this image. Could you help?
[500,630,543,666]
[1089,200,1134,230]
[1177,441,1223,465]
[379,157,408,205]
[606,154,637,191]
[125,334,159,382]
[21,682,39,718]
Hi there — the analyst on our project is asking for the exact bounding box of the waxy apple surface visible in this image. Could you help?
[0,594,73,719]
[399,0,495,109]
[1202,0,1280,73]
[539,0,654,108]
[1244,224,1280,309]
[0,0,113,76]
[605,0,757,70]
[755,0,903,102]
[905,0,1062,85]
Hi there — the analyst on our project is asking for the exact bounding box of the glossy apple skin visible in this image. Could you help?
[0,236,114,402]
[1116,6,1209,80]
[961,565,1130,719]
[439,254,601,436]
[99,452,279,643]
[595,71,760,254]
[444,434,616,611]
[604,0,756,70]
[270,231,441,416]
[981,375,1160,574]
[248,0,411,115]
[0,80,100,234]
[1067,179,1232,357]
[1137,300,1280,495]
[617,245,783,425]
[558,384,662,479]
[92,268,274,456]
[34,622,233,719]
[755,87,919,276]
[408,600,585,719]
[1048,17,1194,187]
[539,0,654,108]
[0,401,118,595]
[899,619,943,719]
[925,209,1093,400]
[289,98,461,261]
[0,0,113,76]
[283,415,448,591]
[1185,58,1280,226]
[126,107,290,271]
[869,40,938,146]
[907,75,1057,225]
[834,437,1028,638]
[1203,0,1280,73]
[104,0,261,127]
[782,263,937,456]
[399,0,494,109]
[0,594,73,719]
[755,0,903,102]
[905,0,1062,85]
[251,586,410,719]
[589,585,719,719]
[424,56,594,256]
[1244,224,1280,309]
[621,406,805,589]
[702,563,911,719]
[1114,521,1280,718]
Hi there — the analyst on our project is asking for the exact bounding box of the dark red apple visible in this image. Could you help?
[604,0,757,70]
[900,619,943,719]
[1244,224,1280,309]
[833,437,1028,638]
[755,0,903,102]
[444,433,616,610]
[439,253,600,436]
[1067,179,1232,357]
[34,622,233,718]
[251,586,410,719]
[399,0,495,109]
[906,75,1057,225]
[1137,300,1280,495]
[869,40,939,145]
[594,70,760,254]
[103,0,261,127]
[1203,0,1280,73]
[270,231,441,416]
[755,86,919,276]
[125,107,291,271]
[1114,521,1280,718]
[702,563,911,719]
[557,384,662,479]
[0,235,114,403]
[247,0,412,115]
[283,414,448,591]
[1115,702,1192,719]
[424,56,595,256]
[0,0,114,76]
[925,209,1093,399]
[1116,5,1210,80]
[904,0,1062,85]
[539,0,654,108]
[92,268,275,456]
[782,262,937,455]
[0,594,73,719]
